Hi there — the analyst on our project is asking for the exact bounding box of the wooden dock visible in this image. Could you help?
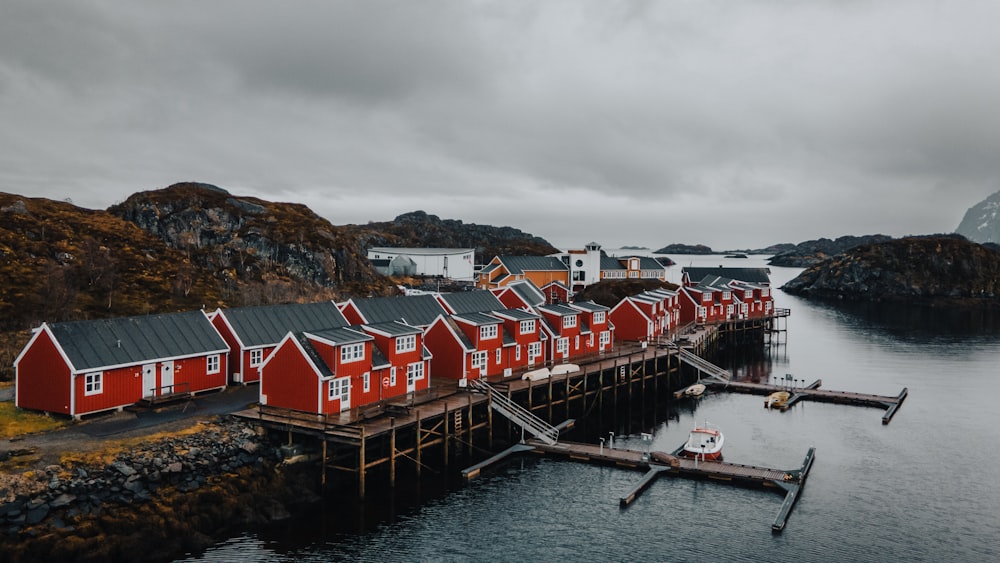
[704,378,908,424]
[462,437,816,532]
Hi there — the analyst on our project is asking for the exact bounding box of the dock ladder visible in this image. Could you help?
[666,342,731,383]
[469,379,560,445]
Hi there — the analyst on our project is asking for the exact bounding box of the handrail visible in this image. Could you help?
[469,379,559,445]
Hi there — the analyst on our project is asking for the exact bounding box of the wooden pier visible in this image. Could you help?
[461,437,816,532]
[704,378,909,424]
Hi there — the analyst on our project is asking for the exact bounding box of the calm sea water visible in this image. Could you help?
[183,256,1000,562]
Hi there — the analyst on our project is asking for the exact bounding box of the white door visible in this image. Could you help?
[406,366,417,393]
[160,361,174,395]
[142,364,156,398]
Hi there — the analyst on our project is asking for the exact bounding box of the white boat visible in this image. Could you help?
[681,423,724,460]
[549,363,580,376]
[521,367,551,381]
[683,383,706,397]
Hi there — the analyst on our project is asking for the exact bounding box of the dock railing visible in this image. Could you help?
[469,379,559,445]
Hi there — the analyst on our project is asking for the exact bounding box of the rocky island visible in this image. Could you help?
[781,235,1000,304]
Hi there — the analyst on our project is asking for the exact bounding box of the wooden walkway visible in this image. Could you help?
[462,437,816,532]
[704,378,909,424]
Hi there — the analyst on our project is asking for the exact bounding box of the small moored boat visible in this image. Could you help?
[681,423,724,460]
[683,383,706,397]
[765,391,790,409]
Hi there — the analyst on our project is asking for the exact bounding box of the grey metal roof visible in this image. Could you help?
[499,256,568,275]
[452,312,502,326]
[570,300,610,313]
[370,342,390,369]
[306,327,373,345]
[538,303,579,317]
[492,308,540,321]
[369,247,474,256]
[445,317,474,350]
[600,255,626,270]
[349,294,448,326]
[507,280,546,307]
[362,321,423,337]
[683,266,771,285]
[438,290,504,315]
[46,310,228,373]
[221,302,348,348]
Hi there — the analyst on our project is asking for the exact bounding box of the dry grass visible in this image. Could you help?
[0,400,68,439]
[58,421,208,467]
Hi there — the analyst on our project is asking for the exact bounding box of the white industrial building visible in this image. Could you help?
[367,247,477,281]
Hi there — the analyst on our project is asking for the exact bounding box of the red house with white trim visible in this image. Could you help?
[209,301,349,384]
[14,310,229,419]
[259,322,430,415]
[537,301,612,363]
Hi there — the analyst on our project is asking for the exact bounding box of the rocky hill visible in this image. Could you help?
[109,183,394,305]
[781,235,1000,303]
[955,190,1000,244]
[768,234,893,267]
[653,243,714,255]
[346,210,558,260]
[572,279,679,308]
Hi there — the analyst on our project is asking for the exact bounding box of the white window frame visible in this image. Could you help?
[471,350,488,370]
[395,334,416,354]
[340,343,365,364]
[407,362,424,383]
[390,367,397,386]
[496,348,502,365]
[593,311,605,325]
[84,372,103,396]
[206,354,220,374]
[556,338,569,355]
[600,331,611,347]
[515,345,522,361]
[519,320,536,334]
[480,324,498,340]
[563,315,577,329]
[528,342,541,359]
[363,372,370,393]
[249,348,263,367]
[328,377,350,404]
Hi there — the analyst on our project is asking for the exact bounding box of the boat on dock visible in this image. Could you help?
[765,391,790,409]
[683,383,706,397]
[681,423,724,460]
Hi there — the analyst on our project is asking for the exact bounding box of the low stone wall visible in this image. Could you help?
[0,416,320,563]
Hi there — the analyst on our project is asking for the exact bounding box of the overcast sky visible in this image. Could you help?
[3,1,999,251]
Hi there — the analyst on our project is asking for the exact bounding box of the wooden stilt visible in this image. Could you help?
[390,417,396,489]
[416,410,423,477]
[321,439,327,488]
[359,425,366,500]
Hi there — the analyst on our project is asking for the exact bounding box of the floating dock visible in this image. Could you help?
[704,378,908,424]
[463,437,816,532]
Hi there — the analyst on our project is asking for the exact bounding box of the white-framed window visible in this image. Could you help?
[328,377,350,404]
[395,334,416,353]
[556,338,569,355]
[723,291,731,300]
[727,304,734,316]
[496,348,502,364]
[84,372,103,396]
[763,288,770,297]
[593,311,605,324]
[563,315,577,329]
[340,343,365,363]
[515,345,522,361]
[471,351,488,370]
[588,334,594,347]
[519,320,536,334]
[390,367,397,386]
[702,293,712,302]
[206,354,220,374]
[480,324,498,340]
[249,348,263,367]
[575,335,580,350]
[745,290,753,299]
[407,362,424,382]
[363,372,370,393]
[600,331,611,347]
[528,342,541,359]
[697,306,707,318]
[629,271,639,278]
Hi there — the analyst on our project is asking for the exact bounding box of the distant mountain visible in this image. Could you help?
[767,235,893,267]
[955,190,1000,244]
[346,210,559,260]
[782,235,1000,303]
[654,243,714,255]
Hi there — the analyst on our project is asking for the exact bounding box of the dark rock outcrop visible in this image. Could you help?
[781,235,1000,303]
[955,190,1000,244]
[768,235,893,267]
[653,243,714,255]
[347,210,559,260]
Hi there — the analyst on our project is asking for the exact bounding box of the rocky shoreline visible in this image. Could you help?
[0,416,320,562]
